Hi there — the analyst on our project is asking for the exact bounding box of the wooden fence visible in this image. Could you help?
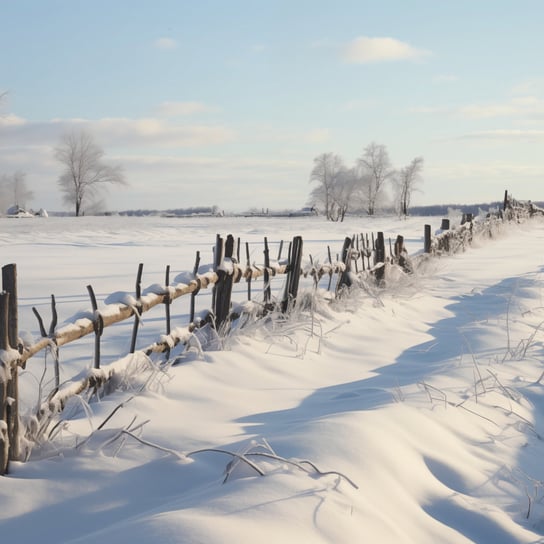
[0,190,539,474]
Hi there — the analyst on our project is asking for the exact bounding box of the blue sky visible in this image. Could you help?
[1,0,543,212]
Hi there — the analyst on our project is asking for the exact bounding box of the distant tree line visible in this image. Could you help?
[308,142,424,221]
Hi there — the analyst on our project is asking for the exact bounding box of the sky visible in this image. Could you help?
[1,0,544,213]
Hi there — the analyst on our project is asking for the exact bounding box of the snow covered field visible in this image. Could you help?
[2,213,544,543]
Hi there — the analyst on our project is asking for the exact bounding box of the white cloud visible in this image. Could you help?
[0,116,235,149]
[343,36,430,64]
[459,96,544,119]
[153,37,178,50]
[457,129,544,141]
[303,128,330,144]
[94,118,235,147]
[0,114,27,127]
[411,96,544,120]
[156,101,218,117]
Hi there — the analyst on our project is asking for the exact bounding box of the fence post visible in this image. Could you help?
[87,285,103,369]
[336,237,353,295]
[424,224,432,253]
[440,218,450,230]
[189,251,201,323]
[245,242,252,301]
[0,291,11,474]
[375,232,386,283]
[130,263,144,354]
[263,237,271,306]
[281,236,303,313]
[2,265,20,463]
[213,234,235,329]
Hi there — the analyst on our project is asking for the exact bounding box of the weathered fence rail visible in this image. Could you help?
[0,190,540,474]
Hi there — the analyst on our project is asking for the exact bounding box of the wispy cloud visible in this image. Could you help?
[459,96,544,119]
[156,101,219,117]
[0,113,26,127]
[343,36,431,64]
[303,128,330,144]
[456,129,544,141]
[153,37,178,50]
[0,116,235,149]
[410,96,544,120]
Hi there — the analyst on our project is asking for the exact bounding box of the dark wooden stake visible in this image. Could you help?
[129,263,144,354]
[245,242,252,301]
[263,237,271,305]
[336,237,353,295]
[87,285,104,369]
[2,265,20,463]
[281,236,303,313]
[375,232,386,283]
[424,224,432,253]
[164,265,171,336]
[0,291,10,474]
[213,234,235,329]
[190,251,201,323]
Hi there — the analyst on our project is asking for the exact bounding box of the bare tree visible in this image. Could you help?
[0,171,33,211]
[55,130,126,216]
[12,171,33,208]
[396,157,424,217]
[358,142,395,215]
[328,167,360,222]
[308,152,346,220]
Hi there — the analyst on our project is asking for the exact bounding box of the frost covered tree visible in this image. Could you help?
[328,167,360,222]
[55,130,126,216]
[11,171,33,208]
[0,171,33,211]
[396,156,424,217]
[308,152,347,221]
[358,142,395,216]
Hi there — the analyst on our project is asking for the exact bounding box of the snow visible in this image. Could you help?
[2,213,544,542]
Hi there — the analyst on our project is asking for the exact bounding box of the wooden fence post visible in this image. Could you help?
[213,234,235,329]
[2,265,20,463]
[164,265,171,336]
[281,236,303,313]
[130,263,144,353]
[375,232,386,283]
[336,237,353,295]
[87,285,104,369]
[424,224,432,253]
[263,237,271,306]
[440,218,450,230]
[0,291,11,474]
[189,251,201,323]
[245,242,252,301]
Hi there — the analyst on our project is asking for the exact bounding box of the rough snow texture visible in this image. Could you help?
[1,214,544,543]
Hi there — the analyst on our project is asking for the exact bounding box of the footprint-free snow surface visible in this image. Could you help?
[2,213,544,543]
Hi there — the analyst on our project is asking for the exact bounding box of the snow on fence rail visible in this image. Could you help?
[0,190,540,474]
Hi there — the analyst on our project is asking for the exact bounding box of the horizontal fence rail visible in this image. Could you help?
[0,190,541,474]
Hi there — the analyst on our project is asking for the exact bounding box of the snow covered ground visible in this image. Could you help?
[2,212,544,543]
